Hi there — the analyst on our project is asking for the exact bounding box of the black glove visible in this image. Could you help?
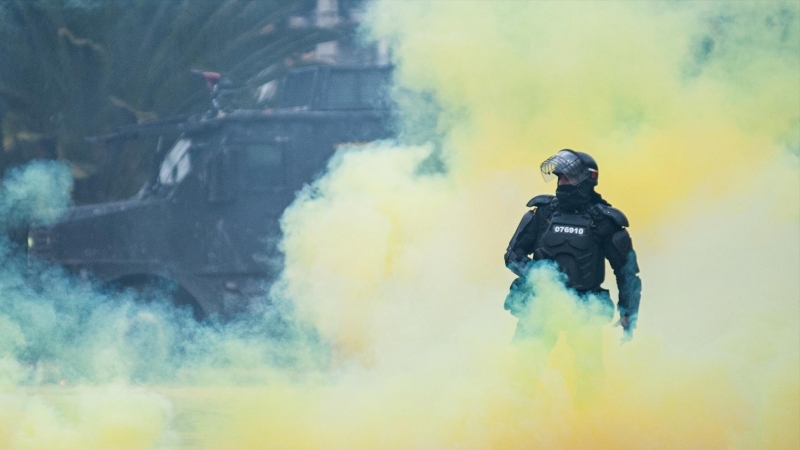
[505,256,530,278]
[617,313,637,343]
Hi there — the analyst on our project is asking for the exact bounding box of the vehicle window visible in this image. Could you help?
[360,70,389,108]
[326,71,360,109]
[241,144,285,190]
[322,69,390,109]
[159,138,191,185]
[281,71,315,108]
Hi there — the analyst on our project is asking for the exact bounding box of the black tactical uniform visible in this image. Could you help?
[504,149,642,337]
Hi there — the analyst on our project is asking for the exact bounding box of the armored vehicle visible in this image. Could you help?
[27,65,393,318]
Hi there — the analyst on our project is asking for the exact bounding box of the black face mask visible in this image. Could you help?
[556,184,593,211]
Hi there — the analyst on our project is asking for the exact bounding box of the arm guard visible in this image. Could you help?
[605,229,642,325]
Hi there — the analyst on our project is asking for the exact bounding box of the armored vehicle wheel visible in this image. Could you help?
[109,275,205,321]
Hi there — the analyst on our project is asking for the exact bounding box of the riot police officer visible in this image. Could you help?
[503,149,642,399]
[504,149,642,339]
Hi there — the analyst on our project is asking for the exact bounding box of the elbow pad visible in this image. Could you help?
[507,210,535,251]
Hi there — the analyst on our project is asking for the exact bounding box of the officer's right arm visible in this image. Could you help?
[504,209,539,277]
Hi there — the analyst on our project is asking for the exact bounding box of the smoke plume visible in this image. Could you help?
[1,1,799,449]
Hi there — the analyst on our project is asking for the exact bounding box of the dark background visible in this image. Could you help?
[0,0,365,204]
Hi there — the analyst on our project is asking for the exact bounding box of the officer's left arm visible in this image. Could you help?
[602,225,642,332]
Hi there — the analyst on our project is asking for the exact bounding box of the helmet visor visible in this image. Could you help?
[540,150,593,184]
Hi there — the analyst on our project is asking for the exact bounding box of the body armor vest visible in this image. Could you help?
[533,209,604,292]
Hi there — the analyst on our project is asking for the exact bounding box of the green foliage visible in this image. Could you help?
[0,0,335,203]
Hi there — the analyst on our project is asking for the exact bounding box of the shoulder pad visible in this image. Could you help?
[595,204,629,227]
[526,195,554,208]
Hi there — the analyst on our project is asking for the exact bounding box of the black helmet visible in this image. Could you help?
[540,149,599,186]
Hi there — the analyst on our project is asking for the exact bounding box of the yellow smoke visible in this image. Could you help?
[2,1,799,449]
[0,386,175,450]
[220,1,798,448]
